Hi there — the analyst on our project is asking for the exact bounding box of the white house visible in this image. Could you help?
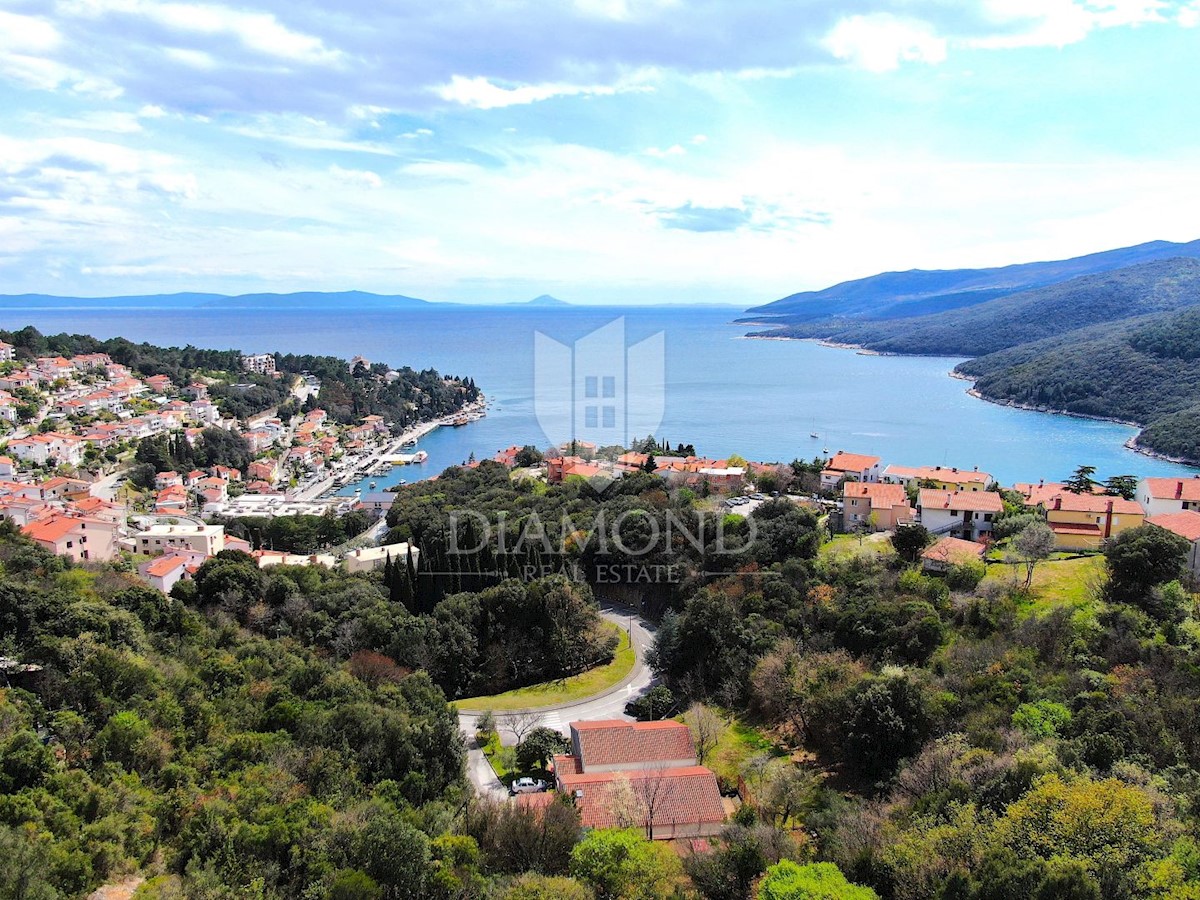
[135,522,226,557]
[917,489,1004,541]
[1138,476,1200,518]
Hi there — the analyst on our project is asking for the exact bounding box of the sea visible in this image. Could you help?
[5,304,1196,489]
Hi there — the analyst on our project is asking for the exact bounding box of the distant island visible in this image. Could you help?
[746,241,1200,466]
[517,294,571,307]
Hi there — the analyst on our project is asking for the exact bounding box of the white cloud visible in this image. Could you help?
[433,75,626,109]
[329,164,382,189]
[823,14,948,73]
[60,0,341,65]
[0,11,62,52]
[645,144,686,158]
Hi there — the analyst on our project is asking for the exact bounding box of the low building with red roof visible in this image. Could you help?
[550,719,726,839]
[922,536,987,574]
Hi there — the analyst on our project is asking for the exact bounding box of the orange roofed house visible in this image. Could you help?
[842,482,912,532]
[1138,476,1200,518]
[552,720,726,840]
[820,451,882,491]
[1037,492,1145,551]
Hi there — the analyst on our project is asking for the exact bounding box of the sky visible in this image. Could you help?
[2,1,1200,305]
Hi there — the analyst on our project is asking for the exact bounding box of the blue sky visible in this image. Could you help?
[2,0,1200,304]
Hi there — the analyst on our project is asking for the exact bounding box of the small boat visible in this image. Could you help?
[413,450,428,463]
[451,416,469,427]
[369,482,376,489]
[810,432,819,439]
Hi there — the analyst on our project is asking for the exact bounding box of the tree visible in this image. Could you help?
[1063,465,1098,494]
[1011,521,1055,588]
[757,860,879,900]
[843,674,929,777]
[516,727,569,772]
[642,454,658,474]
[1103,474,1138,500]
[328,869,383,900]
[684,703,723,766]
[569,828,682,900]
[891,525,931,563]
[1104,524,1189,603]
[502,710,543,747]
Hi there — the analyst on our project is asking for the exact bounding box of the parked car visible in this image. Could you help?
[509,777,548,795]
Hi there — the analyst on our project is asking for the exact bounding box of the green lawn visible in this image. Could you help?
[454,623,635,712]
[821,533,892,562]
[980,554,1106,615]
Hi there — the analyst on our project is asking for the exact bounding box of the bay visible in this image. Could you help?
[2,304,1195,487]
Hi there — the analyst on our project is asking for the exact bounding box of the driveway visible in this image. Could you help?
[457,604,656,799]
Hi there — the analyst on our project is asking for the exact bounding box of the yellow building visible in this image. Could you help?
[1039,492,1145,551]
[882,464,993,492]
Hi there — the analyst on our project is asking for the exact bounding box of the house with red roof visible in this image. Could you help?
[842,482,912,532]
[551,720,726,839]
[23,513,119,562]
[138,551,202,594]
[922,536,987,574]
[917,489,1004,541]
[154,485,189,514]
[1147,511,1200,581]
[1138,476,1200,518]
[821,451,882,491]
[1038,492,1146,551]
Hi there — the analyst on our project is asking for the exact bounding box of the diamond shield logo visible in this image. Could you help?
[534,318,665,494]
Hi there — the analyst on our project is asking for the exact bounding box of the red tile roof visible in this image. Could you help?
[1047,493,1143,515]
[885,464,991,485]
[571,720,696,769]
[556,766,725,831]
[1142,477,1200,503]
[842,482,909,510]
[826,452,881,473]
[1148,511,1200,542]
[918,489,1004,513]
[922,536,987,564]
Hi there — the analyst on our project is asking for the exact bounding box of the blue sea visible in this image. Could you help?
[4,304,1195,487]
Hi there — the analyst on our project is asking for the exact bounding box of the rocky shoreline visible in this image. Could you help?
[742,328,1200,469]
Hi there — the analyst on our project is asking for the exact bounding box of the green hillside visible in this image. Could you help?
[753,257,1200,356]
[744,238,1200,321]
[956,305,1200,461]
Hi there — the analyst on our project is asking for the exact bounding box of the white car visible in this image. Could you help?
[509,777,548,795]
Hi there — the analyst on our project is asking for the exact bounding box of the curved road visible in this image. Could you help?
[457,605,656,799]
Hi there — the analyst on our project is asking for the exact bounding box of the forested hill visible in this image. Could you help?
[750,257,1200,357]
[743,237,1200,322]
[957,305,1200,462]
[746,256,1200,462]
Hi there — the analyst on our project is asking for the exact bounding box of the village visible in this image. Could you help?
[1,340,1198,610]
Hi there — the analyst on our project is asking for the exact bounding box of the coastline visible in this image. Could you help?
[740,326,1200,470]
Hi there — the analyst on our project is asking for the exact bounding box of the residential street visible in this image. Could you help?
[457,605,656,799]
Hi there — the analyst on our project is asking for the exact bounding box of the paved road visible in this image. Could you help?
[457,605,656,799]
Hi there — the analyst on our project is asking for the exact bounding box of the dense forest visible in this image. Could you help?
[5,455,1200,896]
[0,328,479,431]
[276,352,479,431]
